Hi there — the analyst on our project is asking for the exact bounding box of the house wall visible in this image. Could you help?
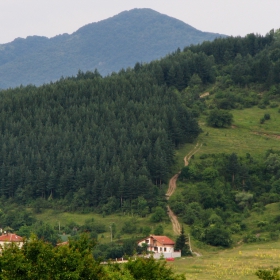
[153,251,181,259]
[153,245,174,253]
[0,241,23,250]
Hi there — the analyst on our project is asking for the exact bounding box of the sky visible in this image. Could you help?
[1,0,279,44]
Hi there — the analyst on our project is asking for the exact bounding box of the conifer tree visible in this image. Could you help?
[174,227,192,256]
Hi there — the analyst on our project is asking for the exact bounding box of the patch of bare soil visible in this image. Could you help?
[253,131,280,139]
[167,205,181,235]
[166,173,179,198]
[200,92,210,98]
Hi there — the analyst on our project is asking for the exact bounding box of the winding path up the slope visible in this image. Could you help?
[166,142,202,256]
[166,142,202,235]
[167,205,181,235]
[166,142,201,199]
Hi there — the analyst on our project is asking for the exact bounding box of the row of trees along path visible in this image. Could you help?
[166,142,202,235]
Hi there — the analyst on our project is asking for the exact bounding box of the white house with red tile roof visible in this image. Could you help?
[0,233,24,251]
[137,235,181,259]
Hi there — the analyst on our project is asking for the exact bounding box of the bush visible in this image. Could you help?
[206,109,233,128]
[121,220,138,234]
[258,104,266,109]
[243,233,258,243]
[270,102,278,108]
[204,226,232,247]
[150,207,166,223]
[270,231,279,241]
[154,225,164,235]
[264,113,271,120]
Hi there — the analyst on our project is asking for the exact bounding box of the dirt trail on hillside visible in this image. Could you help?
[166,142,202,234]
[167,205,181,235]
[166,142,201,199]
[200,92,210,98]
[184,142,201,167]
[165,173,179,198]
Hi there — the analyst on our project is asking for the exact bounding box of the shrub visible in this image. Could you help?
[204,226,232,247]
[243,233,258,243]
[270,102,278,108]
[270,231,280,241]
[206,109,233,128]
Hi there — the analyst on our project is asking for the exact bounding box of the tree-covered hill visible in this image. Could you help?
[0,27,280,217]
[0,69,199,211]
[0,8,225,89]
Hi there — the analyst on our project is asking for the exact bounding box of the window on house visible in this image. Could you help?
[154,247,158,251]
[160,247,162,251]
[145,239,149,243]
[164,247,166,252]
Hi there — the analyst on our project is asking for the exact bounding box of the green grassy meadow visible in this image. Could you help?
[171,241,280,280]
[35,209,176,243]
[197,106,280,158]
[173,105,280,170]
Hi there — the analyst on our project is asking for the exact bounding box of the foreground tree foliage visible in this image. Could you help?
[0,234,185,280]
[0,234,105,280]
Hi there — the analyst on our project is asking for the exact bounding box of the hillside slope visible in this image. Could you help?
[0,8,225,88]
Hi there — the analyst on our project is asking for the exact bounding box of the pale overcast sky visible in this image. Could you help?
[1,0,279,44]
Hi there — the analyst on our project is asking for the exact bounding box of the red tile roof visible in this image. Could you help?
[138,235,175,246]
[152,235,175,245]
[0,233,23,242]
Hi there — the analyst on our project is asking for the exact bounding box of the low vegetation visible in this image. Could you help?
[0,234,185,280]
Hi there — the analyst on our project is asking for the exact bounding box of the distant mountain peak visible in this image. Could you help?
[0,9,226,89]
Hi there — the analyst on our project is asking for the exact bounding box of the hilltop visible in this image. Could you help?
[0,8,225,88]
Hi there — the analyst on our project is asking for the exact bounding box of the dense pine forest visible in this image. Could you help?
[0,67,199,211]
[0,28,280,221]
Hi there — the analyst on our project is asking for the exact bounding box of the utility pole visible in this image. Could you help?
[188,234,193,253]
[109,225,112,242]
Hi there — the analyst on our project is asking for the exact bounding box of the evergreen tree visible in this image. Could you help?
[174,227,192,256]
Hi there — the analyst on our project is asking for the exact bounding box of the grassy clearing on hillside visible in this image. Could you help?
[195,106,280,159]
[172,105,280,172]
[35,210,176,243]
[245,202,280,233]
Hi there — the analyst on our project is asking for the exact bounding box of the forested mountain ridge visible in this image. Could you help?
[0,8,225,89]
